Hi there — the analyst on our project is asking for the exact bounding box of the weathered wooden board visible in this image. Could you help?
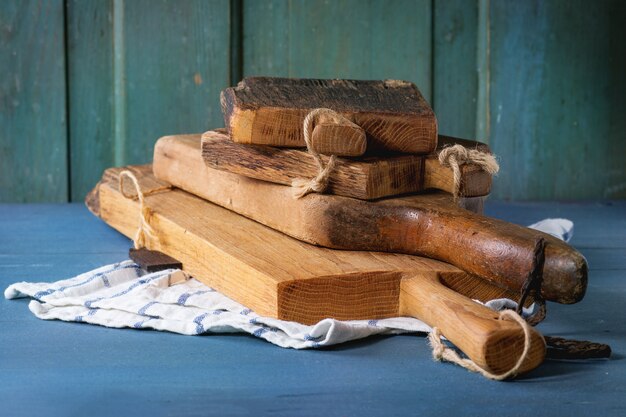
[154,135,587,304]
[201,131,492,200]
[87,165,544,375]
[221,77,437,154]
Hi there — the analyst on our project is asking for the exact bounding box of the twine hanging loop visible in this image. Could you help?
[428,309,534,380]
[119,170,158,249]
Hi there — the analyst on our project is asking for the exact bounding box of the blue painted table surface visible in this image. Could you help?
[1,202,624,417]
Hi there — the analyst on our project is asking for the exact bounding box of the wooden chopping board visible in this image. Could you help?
[87,165,544,375]
[154,135,587,305]
[202,130,493,200]
[221,77,437,154]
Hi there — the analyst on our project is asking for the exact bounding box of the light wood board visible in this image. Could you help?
[154,135,587,305]
[87,165,545,375]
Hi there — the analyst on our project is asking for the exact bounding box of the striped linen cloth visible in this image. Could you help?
[4,219,572,348]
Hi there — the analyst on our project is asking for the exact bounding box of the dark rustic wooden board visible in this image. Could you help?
[128,248,182,273]
[221,77,437,154]
[4,0,624,203]
[201,130,492,199]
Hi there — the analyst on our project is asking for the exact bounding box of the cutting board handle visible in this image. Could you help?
[400,272,546,376]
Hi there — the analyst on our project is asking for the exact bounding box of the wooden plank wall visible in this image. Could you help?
[433,0,478,139]
[0,0,68,202]
[488,0,626,200]
[243,0,432,99]
[1,0,625,202]
[66,0,231,201]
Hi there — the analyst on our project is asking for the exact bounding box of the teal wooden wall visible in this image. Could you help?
[1,0,625,202]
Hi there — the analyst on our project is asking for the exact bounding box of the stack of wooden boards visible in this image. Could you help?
[87,77,589,377]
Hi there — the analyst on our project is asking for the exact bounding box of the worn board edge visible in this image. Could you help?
[87,165,528,323]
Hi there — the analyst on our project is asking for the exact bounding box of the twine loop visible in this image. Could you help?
[119,170,159,249]
[292,108,348,199]
[438,144,499,199]
[428,309,533,380]
[428,237,543,380]
[428,237,610,379]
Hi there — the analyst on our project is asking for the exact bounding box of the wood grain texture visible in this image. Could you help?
[308,113,367,156]
[0,0,67,202]
[154,135,587,304]
[201,130,492,199]
[87,164,512,319]
[222,77,437,153]
[4,0,622,202]
[88,165,544,375]
[488,0,626,199]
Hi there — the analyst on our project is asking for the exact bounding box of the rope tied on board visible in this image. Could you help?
[292,108,349,199]
[438,144,500,199]
[427,238,544,380]
[118,170,170,249]
[428,309,534,380]
[429,237,610,380]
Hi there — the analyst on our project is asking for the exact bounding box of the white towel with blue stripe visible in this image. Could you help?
[4,219,573,349]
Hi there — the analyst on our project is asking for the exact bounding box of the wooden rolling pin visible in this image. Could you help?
[153,135,588,304]
[87,165,546,376]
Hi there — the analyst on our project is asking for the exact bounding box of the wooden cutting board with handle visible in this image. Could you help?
[87,165,545,376]
[221,77,437,154]
[202,130,492,200]
[154,134,587,305]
